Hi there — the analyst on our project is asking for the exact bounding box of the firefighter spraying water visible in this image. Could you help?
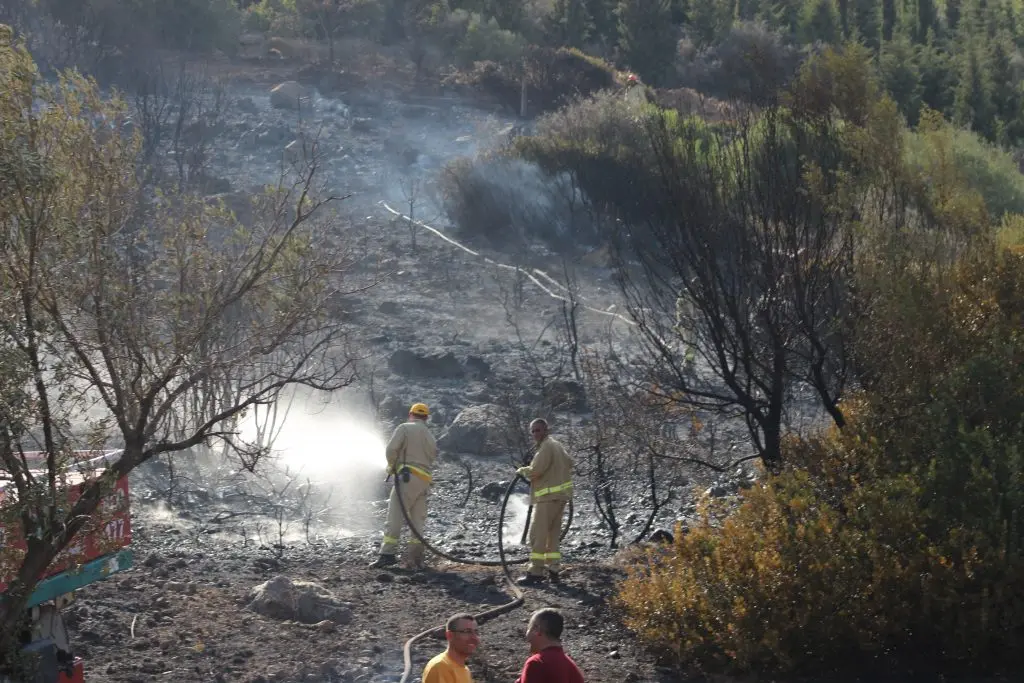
[370,402,438,570]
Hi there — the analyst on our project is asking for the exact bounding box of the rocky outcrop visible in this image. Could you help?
[437,404,506,457]
[377,394,410,421]
[246,576,353,625]
[464,355,491,380]
[479,480,510,503]
[270,81,311,111]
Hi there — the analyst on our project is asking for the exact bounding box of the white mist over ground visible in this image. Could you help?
[238,388,387,482]
[233,387,389,539]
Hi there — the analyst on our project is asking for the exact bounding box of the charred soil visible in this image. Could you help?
[70,508,663,683]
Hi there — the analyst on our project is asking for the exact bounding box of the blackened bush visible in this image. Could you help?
[511,90,719,226]
[439,156,598,249]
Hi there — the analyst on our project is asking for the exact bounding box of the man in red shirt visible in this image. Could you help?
[516,608,585,683]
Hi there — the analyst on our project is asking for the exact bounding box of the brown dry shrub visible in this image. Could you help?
[616,251,1024,677]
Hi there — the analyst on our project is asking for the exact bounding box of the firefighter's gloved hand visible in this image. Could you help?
[516,466,533,478]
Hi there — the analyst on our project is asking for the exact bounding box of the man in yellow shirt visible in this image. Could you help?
[422,612,479,683]
[515,418,573,586]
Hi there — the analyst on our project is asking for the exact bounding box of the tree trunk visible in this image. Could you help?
[761,421,783,474]
[0,542,60,673]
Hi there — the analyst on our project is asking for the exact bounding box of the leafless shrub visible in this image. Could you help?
[130,61,230,192]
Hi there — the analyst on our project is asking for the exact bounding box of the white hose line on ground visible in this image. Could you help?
[379,202,636,328]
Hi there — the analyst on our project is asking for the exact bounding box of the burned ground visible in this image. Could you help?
[71,461,667,683]
[64,43,748,683]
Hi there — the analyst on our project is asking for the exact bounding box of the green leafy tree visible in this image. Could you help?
[850,0,881,49]
[586,0,621,45]
[546,0,595,48]
[953,44,993,139]
[617,0,678,84]
[0,27,358,663]
[879,35,922,122]
[482,0,527,33]
[916,37,954,114]
[914,0,938,41]
[985,35,1022,145]
[882,0,895,40]
[798,0,841,43]
[944,0,962,31]
[670,0,690,22]
[688,0,732,46]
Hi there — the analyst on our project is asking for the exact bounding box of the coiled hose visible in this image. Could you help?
[389,471,574,683]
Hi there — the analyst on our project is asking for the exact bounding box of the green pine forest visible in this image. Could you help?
[9,0,1024,148]
[437,0,1024,145]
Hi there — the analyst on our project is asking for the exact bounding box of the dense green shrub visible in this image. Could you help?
[452,12,526,68]
[510,91,661,221]
[445,45,617,114]
[905,119,1024,219]
[509,91,729,227]
[617,250,1024,676]
[676,21,800,105]
[243,0,301,34]
[999,213,1024,253]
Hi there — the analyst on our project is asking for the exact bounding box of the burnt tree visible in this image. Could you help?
[610,105,855,471]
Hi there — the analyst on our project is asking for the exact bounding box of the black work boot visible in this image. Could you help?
[369,554,397,569]
[548,570,561,584]
[516,573,545,587]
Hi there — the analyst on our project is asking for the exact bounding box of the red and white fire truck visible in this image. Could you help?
[1,450,133,682]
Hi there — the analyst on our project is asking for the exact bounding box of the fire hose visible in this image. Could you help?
[389,468,574,683]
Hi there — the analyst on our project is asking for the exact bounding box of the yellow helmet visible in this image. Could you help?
[409,403,430,417]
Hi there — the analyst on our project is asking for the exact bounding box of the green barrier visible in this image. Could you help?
[22,549,134,608]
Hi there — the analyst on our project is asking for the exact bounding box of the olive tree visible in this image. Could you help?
[0,27,359,660]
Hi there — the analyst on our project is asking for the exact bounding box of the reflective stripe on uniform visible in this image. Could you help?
[529,552,546,561]
[544,552,562,560]
[382,535,399,544]
[534,481,573,498]
[402,464,433,483]
[408,537,423,544]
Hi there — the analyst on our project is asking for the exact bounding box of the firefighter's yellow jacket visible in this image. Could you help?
[386,420,437,482]
[527,436,573,503]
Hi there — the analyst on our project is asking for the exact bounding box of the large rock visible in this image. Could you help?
[270,81,311,110]
[479,480,510,503]
[437,404,505,457]
[388,350,465,379]
[246,576,352,625]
